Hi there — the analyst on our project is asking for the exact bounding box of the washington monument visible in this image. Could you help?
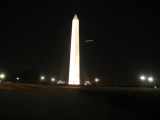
[68,14,80,85]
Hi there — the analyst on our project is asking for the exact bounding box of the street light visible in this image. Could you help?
[94,77,100,83]
[148,76,154,83]
[0,73,6,80]
[40,75,45,81]
[140,75,146,81]
[0,73,6,83]
[51,77,56,82]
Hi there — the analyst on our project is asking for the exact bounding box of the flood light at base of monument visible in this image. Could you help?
[57,80,65,85]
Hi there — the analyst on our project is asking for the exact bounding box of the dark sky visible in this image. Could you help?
[0,0,160,82]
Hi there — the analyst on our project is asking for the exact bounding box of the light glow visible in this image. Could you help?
[40,76,45,81]
[51,77,56,82]
[94,78,100,83]
[148,77,154,82]
[16,77,20,80]
[154,86,157,88]
[57,80,65,85]
[0,73,5,79]
[140,75,146,81]
[68,14,80,85]
[84,81,91,86]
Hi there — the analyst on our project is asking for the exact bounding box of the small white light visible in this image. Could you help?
[16,77,20,81]
[0,73,6,79]
[154,86,157,88]
[94,78,100,83]
[40,76,45,81]
[148,77,154,82]
[84,81,92,86]
[140,75,146,81]
[51,77,56,82]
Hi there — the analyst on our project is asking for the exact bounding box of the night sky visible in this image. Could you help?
[0,0,159,83]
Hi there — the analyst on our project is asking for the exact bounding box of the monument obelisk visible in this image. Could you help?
[68,14,80,85]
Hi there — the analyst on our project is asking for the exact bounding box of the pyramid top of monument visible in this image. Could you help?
[73,14,78,19]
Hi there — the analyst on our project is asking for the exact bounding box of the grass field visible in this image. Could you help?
[0,83,160,120]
